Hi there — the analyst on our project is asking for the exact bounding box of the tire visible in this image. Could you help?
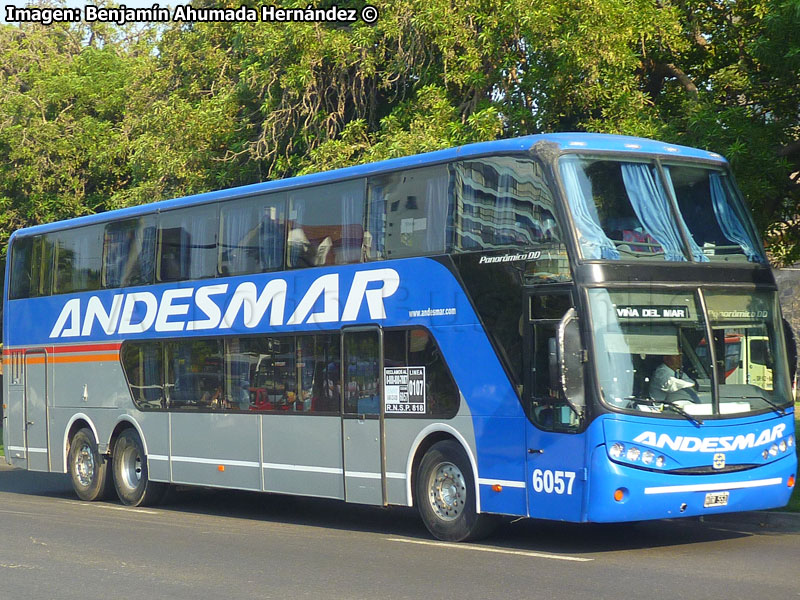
[415,440,496,542]
[67,428,114,502]
[112,429,166,507]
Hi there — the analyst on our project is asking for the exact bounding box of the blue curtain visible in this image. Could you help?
[340,185,364,264]
[659,167,709,262]
[559,160,619,259]
[709,173,762,263]
[425,172,450,253]
[621,164,689,262]
[367,182,386,259]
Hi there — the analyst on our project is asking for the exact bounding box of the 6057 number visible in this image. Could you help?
[531,469,576,495]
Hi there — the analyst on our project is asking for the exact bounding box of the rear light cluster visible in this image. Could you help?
[763,434,794,460]
[609,442,667,468]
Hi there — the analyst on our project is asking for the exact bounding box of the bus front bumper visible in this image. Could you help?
[585,446,797,522]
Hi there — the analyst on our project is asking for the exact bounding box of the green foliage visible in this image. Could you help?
[0,0,798,262]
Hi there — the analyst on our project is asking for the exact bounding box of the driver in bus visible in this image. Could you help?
[649,353,700,403]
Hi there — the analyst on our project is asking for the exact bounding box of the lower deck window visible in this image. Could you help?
[120,328,458,418]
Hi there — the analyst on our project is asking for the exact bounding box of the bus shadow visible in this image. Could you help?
[3,465,797,554]
[158,485,800,554]
[0,465,74,499]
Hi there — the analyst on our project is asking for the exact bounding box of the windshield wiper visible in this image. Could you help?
[626,396,704,426]
[723,393,787,416]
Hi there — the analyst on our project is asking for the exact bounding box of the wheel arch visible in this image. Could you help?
[107,416,148,459]
[62,414,100,473]
[405,423,481,513]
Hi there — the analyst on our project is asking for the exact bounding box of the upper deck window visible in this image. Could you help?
[366,166,450,260]
[157,205,219,282]
[103,216,156,288]
[287,180,365,268]
[453,157,562,251]
[54,226,104,294]
[219,193,285,276]
[559,155,765,263]
[665,165,765,263]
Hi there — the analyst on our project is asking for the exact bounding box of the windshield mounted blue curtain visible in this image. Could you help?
[660,167,709,262]
[620,164,687,262]
[709,173,763,263]
[559,160,619,260]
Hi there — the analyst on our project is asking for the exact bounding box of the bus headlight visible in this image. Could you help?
[626,447,641,461]
[655,456,666,468]
[609,443,624,459]
[642,451,655,465]
[779,439,787,452]
[788,435,795,448]
[769,444,779,456]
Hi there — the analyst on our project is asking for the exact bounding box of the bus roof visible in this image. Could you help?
[10,133,727,240]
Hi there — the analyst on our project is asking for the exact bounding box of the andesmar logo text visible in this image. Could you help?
[49,269,399,338]
[633,423,786,453]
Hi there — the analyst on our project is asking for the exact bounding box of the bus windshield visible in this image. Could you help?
[588,288,791,418]
[559,156,765,263]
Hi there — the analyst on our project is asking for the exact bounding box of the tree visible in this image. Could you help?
[0,0,798,262]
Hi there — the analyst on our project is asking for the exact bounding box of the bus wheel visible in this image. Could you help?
[112,429,166,507]
[68,428,114,502]
[415,440,496,542]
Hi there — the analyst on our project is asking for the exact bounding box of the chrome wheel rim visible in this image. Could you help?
[427,461,466,521]
[120,444,143,491]
[75,442,95,487]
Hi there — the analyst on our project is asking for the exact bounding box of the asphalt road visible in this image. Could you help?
[1,463,798,600]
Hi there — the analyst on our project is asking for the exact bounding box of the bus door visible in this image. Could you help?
[24,350,49,472]
[341,327,386,505]
[523,291,586,521]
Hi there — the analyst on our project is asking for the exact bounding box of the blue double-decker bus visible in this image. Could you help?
[3,133,796,541]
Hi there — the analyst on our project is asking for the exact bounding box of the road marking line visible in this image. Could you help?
[68,502,159,515]
[386,538,593,562]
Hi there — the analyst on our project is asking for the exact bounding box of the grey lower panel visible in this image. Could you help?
[170,412,261,491]
[170,460,261,491]
[262,415,344,500]
[262,467,344,499]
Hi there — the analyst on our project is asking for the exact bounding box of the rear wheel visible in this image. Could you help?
[415,440,496,542]
[112,429,166,506]
[67,428,114,501]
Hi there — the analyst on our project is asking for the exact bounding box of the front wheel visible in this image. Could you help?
[67,428,114,501]
[415,440,496,542]
[112,429,166,507]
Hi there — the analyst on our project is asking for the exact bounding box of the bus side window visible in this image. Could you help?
[219,194,285,276]
[366,165,451,260]
[53,225,104,294]
[9,236,35,299]
[165,339,223,410]
[287,180,365,269]
[383,328,459,418]
[157,205,218,282]
[103,217,156,288]
[120,341,165,409]
[528,292,578,431]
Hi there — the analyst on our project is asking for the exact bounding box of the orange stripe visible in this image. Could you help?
[52,353,119,364]
[23,353,120,365]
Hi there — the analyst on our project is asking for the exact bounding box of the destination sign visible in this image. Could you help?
[615,305,689,319]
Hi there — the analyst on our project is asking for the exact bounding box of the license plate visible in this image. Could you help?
[704,491,729,507]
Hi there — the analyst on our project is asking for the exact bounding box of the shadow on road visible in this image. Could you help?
[2,464,797,556]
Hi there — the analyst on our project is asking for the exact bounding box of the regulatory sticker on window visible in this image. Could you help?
[704,491,729,508]
[384,366,426,414]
